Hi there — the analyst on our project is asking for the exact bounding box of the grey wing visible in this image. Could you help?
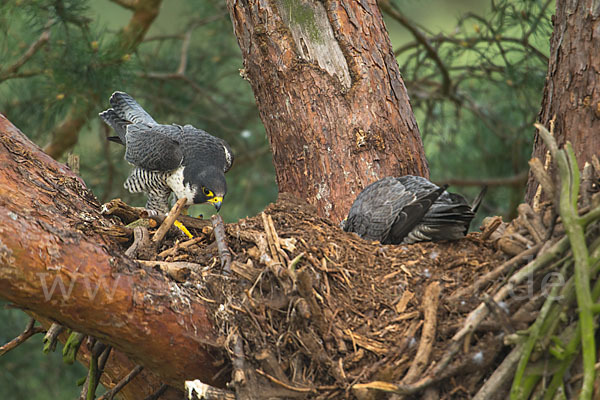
[124,124,183,171]
[385,185,447,244]
[109,91,157,125]
[346,178,416,242]
[220,138,234,172]
[99,108,128,143]
[181,125,233,171]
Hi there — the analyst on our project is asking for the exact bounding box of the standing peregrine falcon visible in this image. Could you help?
[341,176,486,244]
[100,91,233,213]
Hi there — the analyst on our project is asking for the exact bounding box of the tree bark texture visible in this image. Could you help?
[227,0,429,222]
[0,114,222,391]
[526,0,600,202]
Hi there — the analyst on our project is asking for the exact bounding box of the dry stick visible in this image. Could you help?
[482,294,515,334]
[231,333,246,388]
[529,157,555,201]
[97,365,144,400]
[158,236,204,258]
[142,384,168,400]
[402,282,441,384]
[135,260,202,279]
[186,379,236,400]
[0,318,45,356]
[211,214,232,272]
[582,162,594,207]
[517,204,545,244]
[125,226,150,258]
[152,197,188,244]
[472,343,524,400]
[480,216,502,241]
[449,243,542,301]
[255,369,316,393]
[261,212,282,265]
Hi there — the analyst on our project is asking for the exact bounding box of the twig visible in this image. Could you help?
[261,212,283,266]
[0,318,45,356]
[158,236,204,258]
[97,365,144,400]
[379,0,451,95]
[480,216,502,241]
[231,333,246,389]
[125,226,150,258]
[135,260,201,279]
[529,157,555,201]
[42,322,65,353]
[255,369,315,393]
[482,294,514,334]
[186,379,236,400]
[473,344,524,400]
[143,384,168,400]
[402,281,441,383]
[0,21,52,82]
[152,197,188,244]
[211,214,232,272]
[436,171,529,188]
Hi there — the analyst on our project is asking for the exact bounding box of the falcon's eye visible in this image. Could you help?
[202,187,214,197]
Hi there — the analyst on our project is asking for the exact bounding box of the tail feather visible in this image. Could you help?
[385,184,448,244]
[99,108,128,144]
[471,186,488,213]
[109,91,156,125]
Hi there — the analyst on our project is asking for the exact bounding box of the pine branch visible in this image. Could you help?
[0,21,52,83]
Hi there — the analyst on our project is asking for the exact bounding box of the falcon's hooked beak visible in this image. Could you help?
[208,196,223,212]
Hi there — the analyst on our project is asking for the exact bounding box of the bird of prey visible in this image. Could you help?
[100,91,233,214]
[341,175,486,244]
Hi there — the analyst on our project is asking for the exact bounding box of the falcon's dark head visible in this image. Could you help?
[185,164,227,211]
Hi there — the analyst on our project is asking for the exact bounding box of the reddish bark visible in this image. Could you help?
[0,114,222,392]
[227,0,428,222]
[526,0,600,202]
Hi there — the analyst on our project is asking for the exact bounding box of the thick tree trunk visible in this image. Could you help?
[0,115,221,394]
[526,0,600,202]
[227,0,428,222]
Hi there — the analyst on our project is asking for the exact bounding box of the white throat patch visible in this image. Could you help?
[166,166,197,205]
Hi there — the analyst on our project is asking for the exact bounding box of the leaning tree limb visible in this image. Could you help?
[0,114,223,393]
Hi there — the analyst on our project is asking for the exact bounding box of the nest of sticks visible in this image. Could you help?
[98,125,600,400]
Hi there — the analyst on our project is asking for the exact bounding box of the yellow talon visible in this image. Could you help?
[174,220,193,239]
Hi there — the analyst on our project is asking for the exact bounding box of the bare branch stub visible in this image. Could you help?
[98,365,144,400]
[0,318,45,356]
[152,197,188,244]
[211,214,232,272]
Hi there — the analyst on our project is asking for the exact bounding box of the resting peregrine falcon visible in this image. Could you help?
[100,91,233,213]
[341,175,486,244]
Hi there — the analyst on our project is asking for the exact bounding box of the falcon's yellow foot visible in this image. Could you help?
[174,219,194,239]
